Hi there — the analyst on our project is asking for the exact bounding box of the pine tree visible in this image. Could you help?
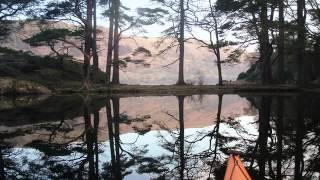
[150,0,188,85]
[105,0,115,85]
[188,0,237,86]
[0,0,40,38]
[24,27,78,68]
[92,0,99,82]
[297,0,306,86]
[259,0,272,84]
[216,0,273,84]
[101,0,165,85]
[177,0,185,85]
[278,0,285,83]
[43,0,97,89]
[112,0,120,84]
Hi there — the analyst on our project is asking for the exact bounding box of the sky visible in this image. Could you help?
[96,0,226,40]
[14,0,257,51]
[97,0,166,37]
[101,0,256,50]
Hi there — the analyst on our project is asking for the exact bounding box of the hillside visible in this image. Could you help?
[1,21,257,85]
[0,47,105,90]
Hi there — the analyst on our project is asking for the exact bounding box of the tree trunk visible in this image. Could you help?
[112,0,120,85]
[278,0,285,83]
[214,19,223,86]
[177,0,185,85]
[297,0,306,86]
[259,0,272,84]
[83,0,93,89]
[92,0,99,82]
[106,0,115,85]
[208,0,223,86]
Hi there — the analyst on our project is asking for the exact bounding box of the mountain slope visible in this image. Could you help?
[1,21,257,85]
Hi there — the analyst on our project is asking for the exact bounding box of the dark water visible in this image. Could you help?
[0,94,319,179]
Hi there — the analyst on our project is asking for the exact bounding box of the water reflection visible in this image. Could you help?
[0,94,319,179]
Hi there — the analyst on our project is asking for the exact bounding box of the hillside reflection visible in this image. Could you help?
[0,94,320,179]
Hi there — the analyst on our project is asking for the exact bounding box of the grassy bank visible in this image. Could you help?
[54,84,306,96]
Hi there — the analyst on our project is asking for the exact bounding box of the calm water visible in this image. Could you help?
[0,94,319,179]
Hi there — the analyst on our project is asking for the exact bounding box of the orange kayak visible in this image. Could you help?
[224,155,252,180]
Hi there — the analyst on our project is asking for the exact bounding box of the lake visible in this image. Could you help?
[0,94,319,179]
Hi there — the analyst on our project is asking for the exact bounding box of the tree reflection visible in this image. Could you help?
[104,97,122,179]
[104,97,117,179]
[294,94,304,180]
[258,96,271,179]
[103,97,154,179]
[0,147,4,179]
[147,96,195,179]
[178,96,185,180]
[276,97,283,180]
[81,96,100,179]
[151,95,225,179]
[1,94,320,179]
[0,96,103,179]
[208,94,223,179]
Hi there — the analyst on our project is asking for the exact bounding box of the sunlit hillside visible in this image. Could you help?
[1,21,258,85]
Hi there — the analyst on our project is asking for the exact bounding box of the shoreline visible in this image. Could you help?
[54,84,306,96]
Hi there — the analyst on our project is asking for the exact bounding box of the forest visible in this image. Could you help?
[1,0,320,94]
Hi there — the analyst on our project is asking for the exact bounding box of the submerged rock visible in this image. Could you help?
[0,78,51,95]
